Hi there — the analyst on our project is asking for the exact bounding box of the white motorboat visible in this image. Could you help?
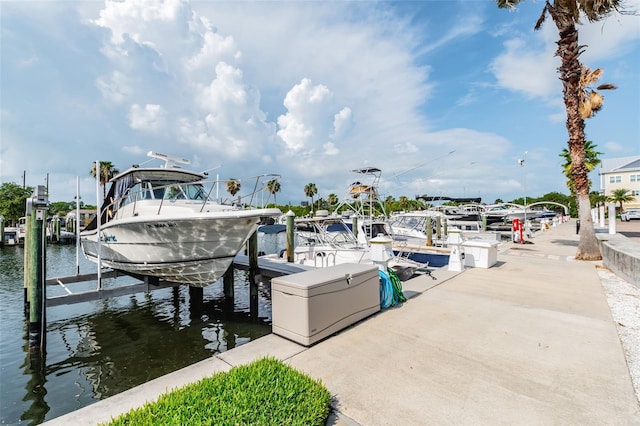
[290,216,372,268]
[80,152,282,286]
[482,203,540,224]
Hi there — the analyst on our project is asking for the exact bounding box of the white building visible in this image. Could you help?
[599,156,640,209]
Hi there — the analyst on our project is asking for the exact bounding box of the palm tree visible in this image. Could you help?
[327,193,338,206]
[559,140,602,196]
[226,178,241,199]
[608,188,634,214]
[304,183,318,213]
[399,196,409,211]
[589,191,608,209]
[90,161,120,199]
[495,0,629,261]
[266,179,281,205]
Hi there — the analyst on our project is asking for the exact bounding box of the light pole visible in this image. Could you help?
[518,151,528,231]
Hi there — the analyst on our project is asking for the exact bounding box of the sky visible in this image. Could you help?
[1,0,639,208]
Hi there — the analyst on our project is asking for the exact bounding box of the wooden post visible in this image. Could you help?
[443,218,448,238]
[25,186,48,352]
[352,216,358,238]
[54,216,61,243]
[24,212,33,315]
[223,267,234,299]
[426,217,433,247]
[285,210,295,263]
[436,216,441,241]
[0,215,4,247]
[248,231,259,319]
[248,231,258,272]
[482,215,487,232]
[188,286,203,315]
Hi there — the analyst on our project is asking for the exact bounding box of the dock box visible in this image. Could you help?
[462,239,499,268]
[271,263,380,346]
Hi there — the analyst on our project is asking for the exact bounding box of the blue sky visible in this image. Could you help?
[1,0,639,207]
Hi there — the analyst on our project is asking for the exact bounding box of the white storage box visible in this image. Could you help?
[272,263,380,346]
[462,239,499,268]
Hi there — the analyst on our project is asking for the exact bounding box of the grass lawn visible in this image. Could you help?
[102,357,332,426]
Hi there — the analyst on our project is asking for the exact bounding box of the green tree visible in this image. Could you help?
[304,183,318,213]
[0,182,33,224]
[90,161,120,199]
[49,201,75,217]
[607,188,634,214]
[326,193,338,206]
[559,140,602,196]
[266,179,281,205]
[226,179,242,197]
[495,0,629,261]
[589,191,608,209]
[398,196,409,211]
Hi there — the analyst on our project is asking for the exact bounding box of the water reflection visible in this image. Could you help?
[1,245,272,425]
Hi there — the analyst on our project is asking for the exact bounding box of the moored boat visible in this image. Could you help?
[80,151,282,286]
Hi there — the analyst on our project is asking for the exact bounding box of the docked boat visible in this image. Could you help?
[80,151,282,286]
[481,203,541,225]
[257,213,428,279]
[292,215,373,267]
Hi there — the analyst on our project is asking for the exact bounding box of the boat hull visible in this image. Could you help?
[81,211,278,286]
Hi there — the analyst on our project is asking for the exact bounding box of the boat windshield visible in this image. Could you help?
[157,182,209,201]
[119,181,210,207]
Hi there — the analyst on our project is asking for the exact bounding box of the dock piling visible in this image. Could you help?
[248,231,259,319]
[286,210,295,263]
[24,186,49,353]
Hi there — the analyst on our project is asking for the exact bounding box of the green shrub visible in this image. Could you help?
[103,357,331,426]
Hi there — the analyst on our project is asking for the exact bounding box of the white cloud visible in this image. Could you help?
[276,79,350,155]
[490,37,559,99]
[332,107,353,140]
[604,141,625,153]
[491,5,640,100]
[96,71,131,103]
[129,104,167,133]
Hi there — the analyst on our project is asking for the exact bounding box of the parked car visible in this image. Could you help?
[620,208,640,221]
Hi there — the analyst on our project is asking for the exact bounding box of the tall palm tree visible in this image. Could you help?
[608,188,634,214]
[226,178,241,199]
[496,0,628,260]
[90,161,120,199]
[266,179,281,205]
[559,140,602,196]
[326,193,338,206]
[304,183,318,213]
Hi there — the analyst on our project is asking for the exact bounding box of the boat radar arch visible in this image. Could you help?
[147,151,191,168]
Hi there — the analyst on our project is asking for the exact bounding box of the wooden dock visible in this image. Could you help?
[44,255,311,307]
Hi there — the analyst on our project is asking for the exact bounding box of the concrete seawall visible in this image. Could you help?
[596,219,640,288]
[597,232,640,288]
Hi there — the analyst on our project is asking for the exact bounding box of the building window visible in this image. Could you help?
[630,174,640,182]
[609,175,622,183]
[633,190,640,196]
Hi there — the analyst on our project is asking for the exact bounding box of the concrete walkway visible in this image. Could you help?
[45,220,640,425]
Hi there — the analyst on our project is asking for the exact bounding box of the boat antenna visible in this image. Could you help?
[147,151,191,168]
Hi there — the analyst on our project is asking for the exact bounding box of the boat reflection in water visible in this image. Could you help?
[0,244,271,425]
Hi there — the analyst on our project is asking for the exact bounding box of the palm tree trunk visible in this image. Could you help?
[551,11,601,260]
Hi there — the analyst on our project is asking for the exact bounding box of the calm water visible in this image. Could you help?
[0,244,272,425]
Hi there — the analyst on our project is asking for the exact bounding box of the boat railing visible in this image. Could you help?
[102,173,281,222]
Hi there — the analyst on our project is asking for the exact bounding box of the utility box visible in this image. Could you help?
[462,239,499,268]
[272,263,380,346]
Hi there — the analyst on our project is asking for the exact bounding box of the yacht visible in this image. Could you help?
[80,152,282,286]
